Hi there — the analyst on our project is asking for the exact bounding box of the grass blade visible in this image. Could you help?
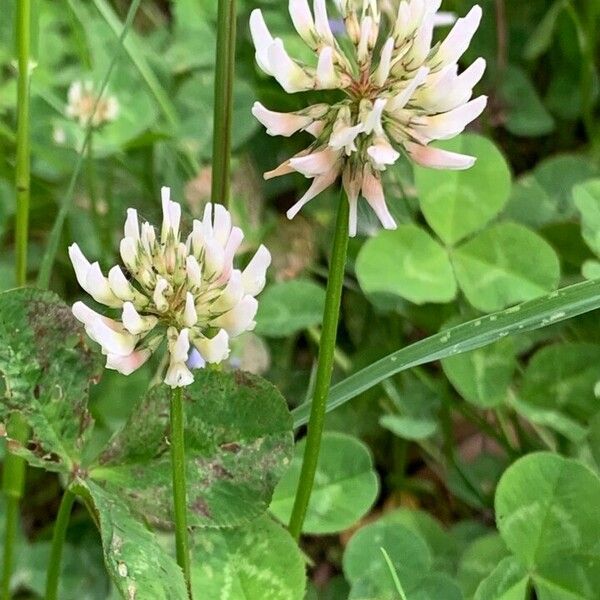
[380,548,408,600]
[37,0,142,289]
[293,279,600,428]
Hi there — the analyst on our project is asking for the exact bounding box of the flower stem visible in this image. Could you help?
[1,415,29,600]
[288,192,349,541]
[211,0,237,208]
[45,489,76,600]
[170,386,192,598]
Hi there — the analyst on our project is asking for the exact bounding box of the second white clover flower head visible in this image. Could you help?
[250,0,487,235]
[66,80,120,128]
[70,187,271,388]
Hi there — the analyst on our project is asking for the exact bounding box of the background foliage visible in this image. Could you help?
[1,0,600,598]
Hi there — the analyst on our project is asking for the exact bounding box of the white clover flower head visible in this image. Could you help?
[250,0,487,236]
[70,187,271,388]
[66,80,120,128]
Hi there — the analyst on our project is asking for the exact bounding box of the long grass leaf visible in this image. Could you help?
[292,279,600,427]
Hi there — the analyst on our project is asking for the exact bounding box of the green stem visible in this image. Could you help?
[45,489,76,600]
[211,0,236,207]
[15,0,31,286]
[170,387,192,598]
[288,192,349,541]
[1,415,29,600]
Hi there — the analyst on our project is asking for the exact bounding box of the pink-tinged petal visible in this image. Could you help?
[367,138,401,169]
[434,5,482,67]
[286,166,340,219]
[250,9,275,75]
[405,142,476,170]
[361,167,397,230]
[264,160,295,180]
[106,348,152,376]
[415,95,487,140]
[252,102,313,137]
[342,167,362,237]
[289,0,316,44]
[313,0,334,44]
[267,39,314,93]
[290,147,339,177]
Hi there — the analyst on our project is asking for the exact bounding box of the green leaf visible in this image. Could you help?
[457,534,509,598]
[574,179,600,256]
[452,223,560,312]
[355,225,457,305]
[343,521,431,598]
[0,288,101,472]
[293,278,600,428]
[495,453,600,596]
[474,557,529,600]
[415,134,512,246]
[75,480,188,599]
[505,155,599,227]
[500,66,555,137]
[269,432,379,534]
[255,279,326,338]
[191,516,306,599]
[523,0,566,60]
[92,370,293,528]
[442,336,516,408]
[379,415,437,440]
[520,343,600,422]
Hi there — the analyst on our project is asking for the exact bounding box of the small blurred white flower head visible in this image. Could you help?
[70,188,271,388]
[250,0,487,235]
[66,80,120,128]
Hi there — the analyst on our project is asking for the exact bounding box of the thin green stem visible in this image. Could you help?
[15,0,32,286]
[211,0,236,207]
[45,489,76,600]
[288,192,349,541]
[2,415,29,600]
[37,0,142,289]
[170,387,192,598]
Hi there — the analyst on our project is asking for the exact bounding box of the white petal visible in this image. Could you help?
[212,270,245,313]
[120,237,138,273]
[210,296,258,337]
[242,245,271,296]
[329,123,364,153]
[212,204,232,247]
[362,98,387,135]
[122,302,158,335]
[367,138,401,169]
[373,37,394,87]
[250,9,275,75]
[153,277,171,313]
[434,5,482,67]
[406,14,434,67]
[85,263,122,308]
[183,292,198,327]
[186,255,203,288]
[286,166,340,219]
[72,301,120,333]
[415,95,487,140]
[91,319,137,356]
[203,238,225,281]
[434,11,457,28]
[164,362,194,388]
[194,329,230,364]
[106,348,152,376]
[252,102,313,137]
[124,208,139,240]
[160,186,181,242]
[170,328,191,363]
[361,168,396,230]
[357,16,373,63]
[289,0,316,44]
[290,147,339,177]
[387,67,429,112]
[316,46,339,89]
[313,0,334,44]
[108,266,136,302]
[267,39,315,93]
[68,244,91,291]
[405,142,476,169]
